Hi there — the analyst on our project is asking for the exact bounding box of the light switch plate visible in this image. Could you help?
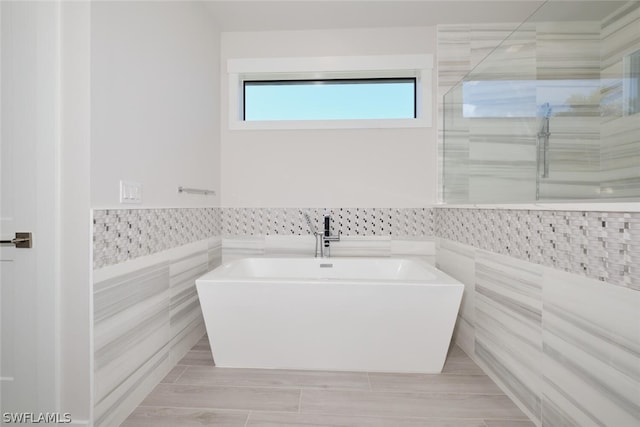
[119,180,142,204]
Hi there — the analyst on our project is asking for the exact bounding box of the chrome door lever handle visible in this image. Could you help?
[0,232,32,248]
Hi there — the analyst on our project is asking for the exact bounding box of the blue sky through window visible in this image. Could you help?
[244,79,416,121]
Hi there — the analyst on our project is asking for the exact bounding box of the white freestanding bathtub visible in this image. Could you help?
[196,257,463,373]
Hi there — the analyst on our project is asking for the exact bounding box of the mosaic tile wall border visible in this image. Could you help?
[93,208,221,269]
[434,208,640,289]
[221,208,434,237]
[93,208,434,269]
[94,206,640,289]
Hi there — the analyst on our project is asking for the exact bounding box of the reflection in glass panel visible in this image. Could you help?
[462,79,601,118]
[441,1,640,203]
[625,49,640,116]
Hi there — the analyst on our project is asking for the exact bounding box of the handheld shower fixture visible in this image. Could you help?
[537,103,552,179]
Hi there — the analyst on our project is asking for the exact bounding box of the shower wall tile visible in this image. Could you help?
[438,21,608,203]
[469,24,526,76]
[600,2,640,200]
[532,20,601,201]
[600,115,640,198]
[600,1,640,71]
[474,251,543,425]
[436,24,471,93]
[442,126,471,203]
[437,24,518,203]
[536,21,601,80]
[93,239,220,427]
[541,269,640,427]
[467,119,538,203]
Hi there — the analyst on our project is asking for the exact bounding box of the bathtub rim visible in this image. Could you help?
[196,256,464,287]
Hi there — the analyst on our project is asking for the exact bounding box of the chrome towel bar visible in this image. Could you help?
[178,186,216,196]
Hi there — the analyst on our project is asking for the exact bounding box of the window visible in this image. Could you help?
[227,55,433,130]
[243,78,416,121]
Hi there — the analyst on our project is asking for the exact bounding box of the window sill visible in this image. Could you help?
[229,118,430,131]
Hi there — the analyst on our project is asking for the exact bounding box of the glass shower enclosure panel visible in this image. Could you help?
[533,19,602,201]
[442,0,640,203]
[443,22,539,203]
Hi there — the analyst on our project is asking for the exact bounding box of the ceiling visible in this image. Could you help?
[202,1,628,32]
[204,1,544,31]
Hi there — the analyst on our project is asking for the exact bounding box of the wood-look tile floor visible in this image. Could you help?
[122,336,535,427]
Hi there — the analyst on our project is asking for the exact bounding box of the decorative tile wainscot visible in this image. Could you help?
[435,207,640,427]
[92,208,222,427]
[435,208,640,289]
[94,208,436,268]
[93,208,221,269]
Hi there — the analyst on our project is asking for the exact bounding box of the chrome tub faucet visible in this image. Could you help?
[322,212,340,257]
[302,211,340,258]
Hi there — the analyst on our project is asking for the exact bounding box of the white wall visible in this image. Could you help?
[221,27,437,208]
[87,1,221,423]
[91,1,220,208]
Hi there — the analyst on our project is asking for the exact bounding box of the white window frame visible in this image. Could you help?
[227,54,433,130]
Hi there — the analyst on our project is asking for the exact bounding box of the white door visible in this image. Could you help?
[1,1,59,421]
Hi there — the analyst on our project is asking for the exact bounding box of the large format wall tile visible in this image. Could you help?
[93,202,640,427]
[475,251,543,424]
[93,262,171,425]
[436,239,476,355]
[535,20,602,201]
[438,24,520,204]
[542,268,640,427]
[467,119,538,203]
[222,236,265,263]
[438,234,640,427]
[600,2,640,200]
[93,239,220,427]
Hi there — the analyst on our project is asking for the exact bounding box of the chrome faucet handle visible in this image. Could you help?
[324,232,340,242]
